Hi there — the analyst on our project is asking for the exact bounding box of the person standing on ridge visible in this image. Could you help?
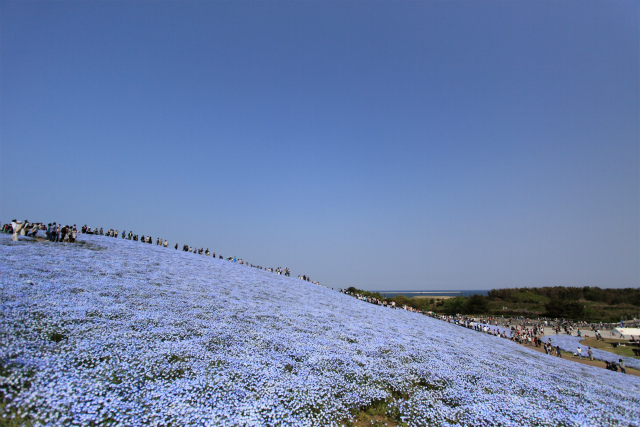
[21,220,28,236]
[11,220,22,241]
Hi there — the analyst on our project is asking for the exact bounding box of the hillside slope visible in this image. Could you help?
[1,234,639,426]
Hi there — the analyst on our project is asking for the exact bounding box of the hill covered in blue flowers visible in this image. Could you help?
[1,233,639,426]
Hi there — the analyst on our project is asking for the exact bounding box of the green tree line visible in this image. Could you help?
[488,286,640,306]
[345,286,640,321]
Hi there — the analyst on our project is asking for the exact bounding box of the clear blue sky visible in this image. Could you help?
[2,1,638,291]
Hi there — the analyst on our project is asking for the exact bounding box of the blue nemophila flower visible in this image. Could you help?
[1,233,640,426]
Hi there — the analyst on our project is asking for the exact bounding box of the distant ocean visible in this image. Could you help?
[371,290,489,298]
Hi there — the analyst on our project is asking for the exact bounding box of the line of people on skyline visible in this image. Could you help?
[2,219,321,287]
[79,225,322,283]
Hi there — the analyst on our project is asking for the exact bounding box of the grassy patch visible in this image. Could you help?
[0,402,37,427]
[580,337,640,359]
[343,397,405,427]
[47,330,67,343]
[347,414,401,427]
[166,354,189,364]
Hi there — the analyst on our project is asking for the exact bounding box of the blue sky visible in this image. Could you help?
[2,1,638,291]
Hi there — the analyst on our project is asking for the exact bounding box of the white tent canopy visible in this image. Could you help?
[610,328,640,338]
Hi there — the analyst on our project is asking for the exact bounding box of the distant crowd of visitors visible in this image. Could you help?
[340,289,422,311]
[2,219,321,286]
[339,288,634,374]
[439,314,631,374]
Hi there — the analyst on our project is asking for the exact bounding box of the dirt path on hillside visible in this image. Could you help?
[517,342,639,377]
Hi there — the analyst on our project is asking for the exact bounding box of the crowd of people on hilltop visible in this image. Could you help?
[2,219,321,287]
[3,219,79,243]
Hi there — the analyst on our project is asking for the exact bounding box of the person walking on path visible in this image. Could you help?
[556,346,562,358]
[588,347,593,361]
[577,347,582,360]
[620,359,626,374]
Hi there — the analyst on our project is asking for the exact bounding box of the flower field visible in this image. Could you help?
[1,234,640,426]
